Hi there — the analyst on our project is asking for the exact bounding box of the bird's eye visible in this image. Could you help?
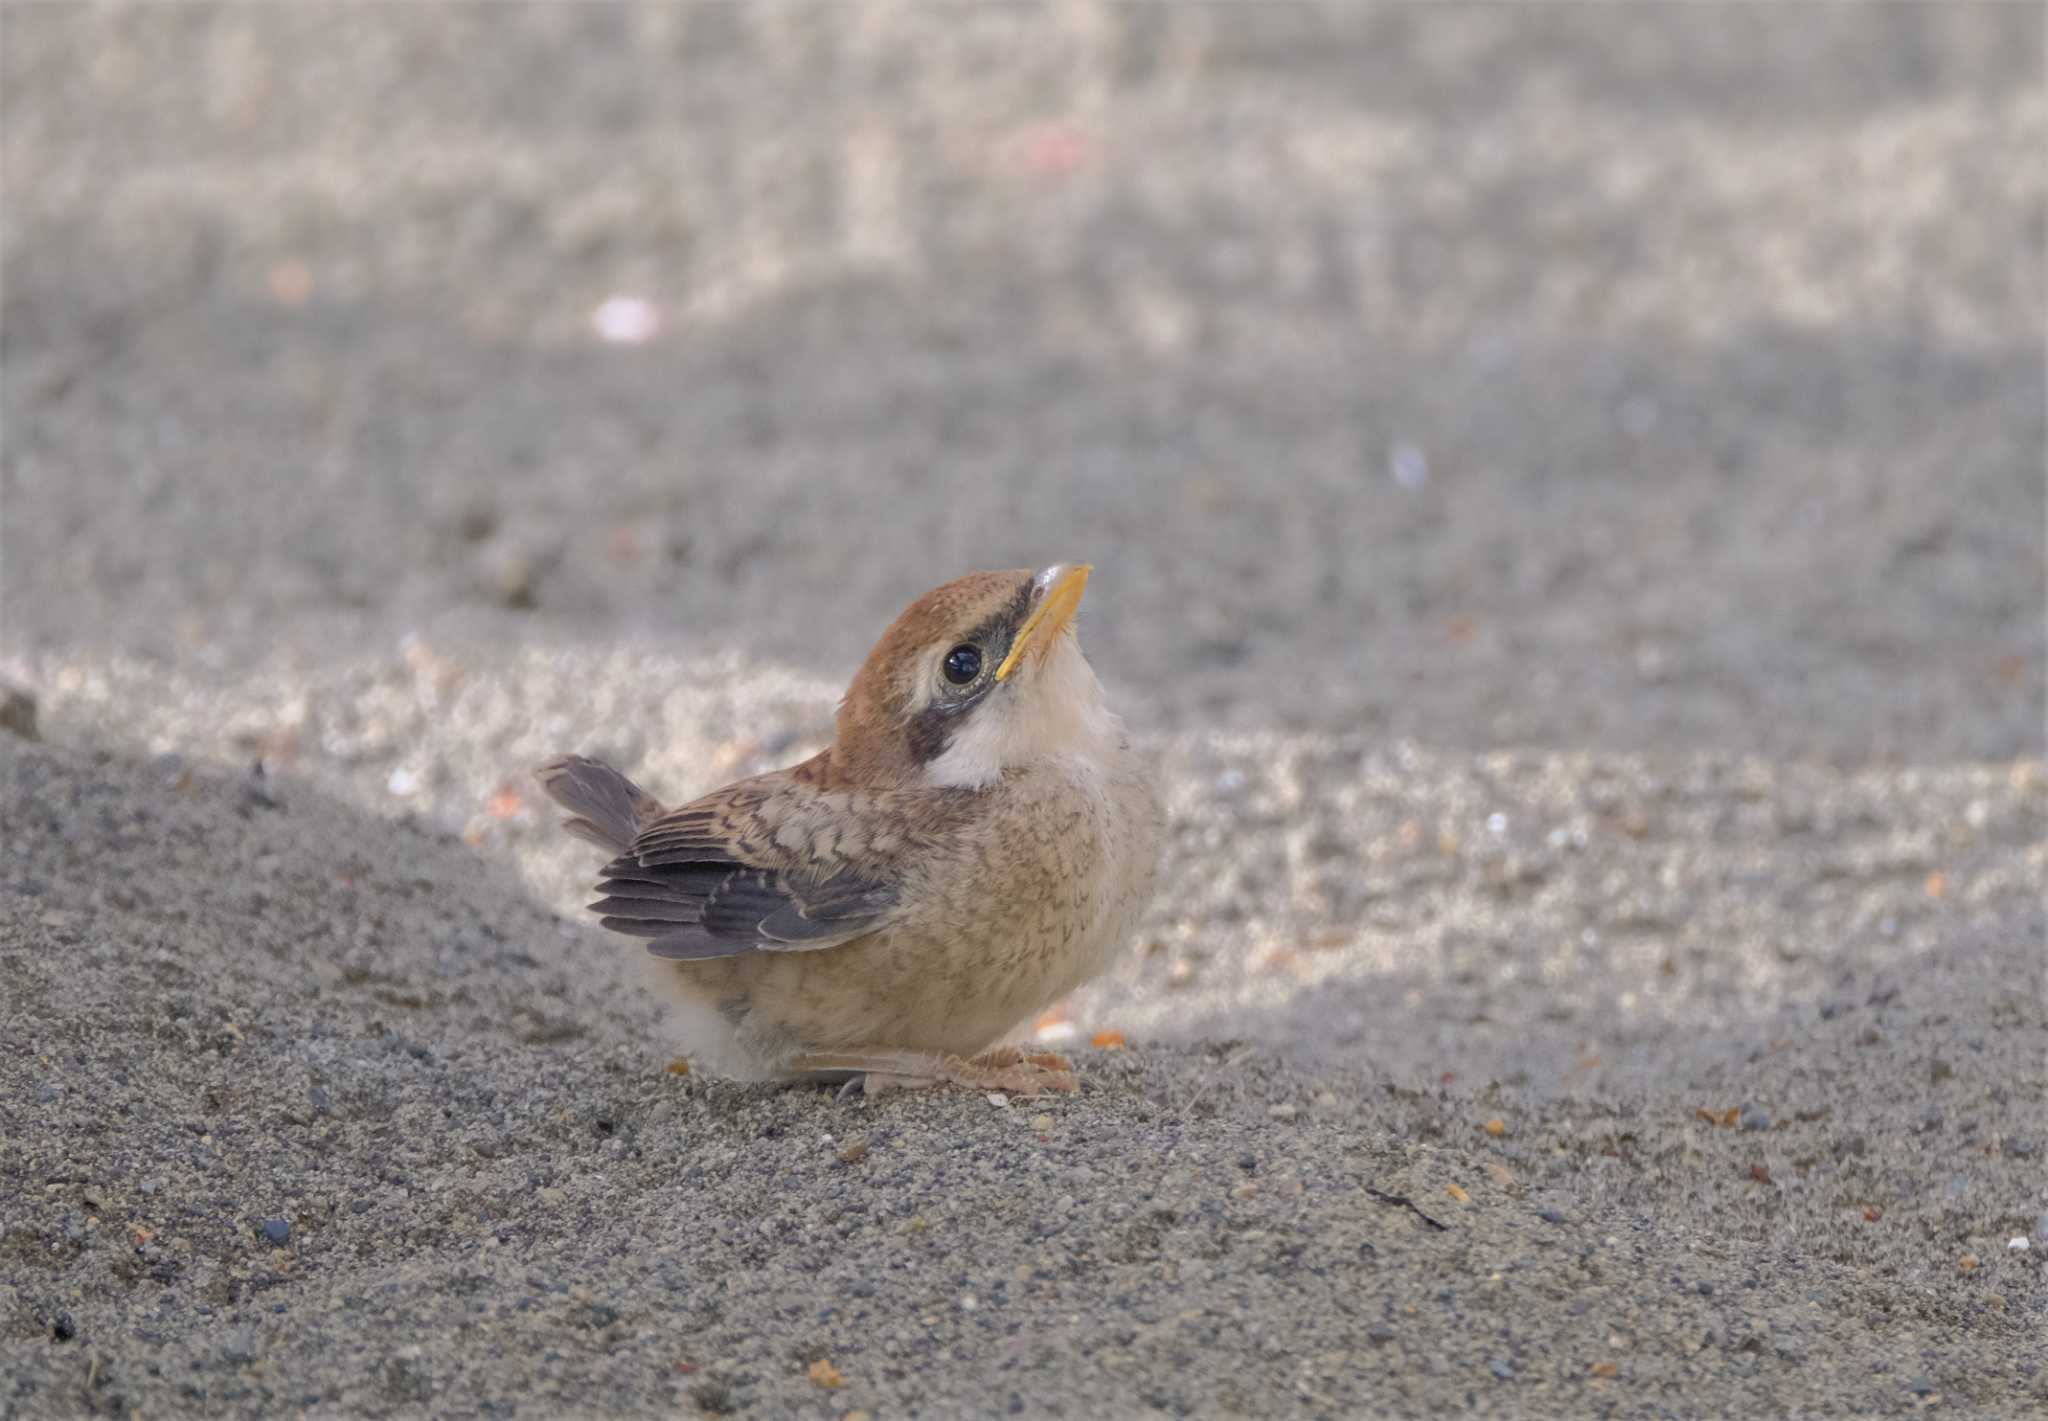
[942,644,983,686]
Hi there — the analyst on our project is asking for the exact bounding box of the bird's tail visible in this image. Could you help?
[535,755,663,853]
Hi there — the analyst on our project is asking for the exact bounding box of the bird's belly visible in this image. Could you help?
[755,910,1118,1058]
[691,759,1156,1062]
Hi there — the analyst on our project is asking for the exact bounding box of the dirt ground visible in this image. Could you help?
[3,5,2043,1418]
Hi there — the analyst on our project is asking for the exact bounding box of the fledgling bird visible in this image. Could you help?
[537,564,1160,1097]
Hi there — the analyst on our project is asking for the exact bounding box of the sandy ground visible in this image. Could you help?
[3,4,2045,1418]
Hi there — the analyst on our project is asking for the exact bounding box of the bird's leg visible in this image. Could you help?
[790,1048,1078,1099]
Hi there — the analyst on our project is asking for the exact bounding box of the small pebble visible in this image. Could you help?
[591,295,662,345]
[1388,441,1429,490]
[986,1092,1010,1109]
[1739,1106,1771,1132]
[1490,1357,1515,1381]
[260,1218,290,1246]
[1267,1104,1298,1121]
[1029,1114,1054,1133]
[475,539,549,610]
[2008,1237,2030,1251]
[0,684,38,741]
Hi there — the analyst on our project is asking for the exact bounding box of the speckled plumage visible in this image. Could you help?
[539,565,1161,1092]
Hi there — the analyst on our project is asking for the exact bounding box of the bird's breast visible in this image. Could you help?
[909,749,1158,997]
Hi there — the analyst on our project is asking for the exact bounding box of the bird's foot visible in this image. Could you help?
[794,1047,1078,1100]
[965,1045,1077,1096]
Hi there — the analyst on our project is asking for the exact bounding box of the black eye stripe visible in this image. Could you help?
[905,579,1037,766]
[960,580,1036,667]
[907,674,988,763]
[905,704,952,763]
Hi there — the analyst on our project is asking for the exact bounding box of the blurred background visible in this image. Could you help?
[6,2,2040,766]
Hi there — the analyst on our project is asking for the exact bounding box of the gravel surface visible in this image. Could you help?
[4,740,2042,1418]
[3,4,2044,1418]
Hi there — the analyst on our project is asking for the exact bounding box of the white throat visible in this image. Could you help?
[924,636,1121,790]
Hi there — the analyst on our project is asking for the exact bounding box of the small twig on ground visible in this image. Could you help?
[1364,1186,1450,1232]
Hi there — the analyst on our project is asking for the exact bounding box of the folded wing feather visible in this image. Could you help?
[588,775,905,961]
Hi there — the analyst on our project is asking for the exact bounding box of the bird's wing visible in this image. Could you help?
[589,771,916,961]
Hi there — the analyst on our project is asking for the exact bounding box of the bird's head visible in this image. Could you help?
[836,564,1119,789]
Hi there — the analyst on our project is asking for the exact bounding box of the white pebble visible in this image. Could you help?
[1389,441,1429,490]
[1487,812,1508,836]
[986,1092,1010,1109]
[386,767,418,797]
[591,295,661,345]
[2010,1236,2031,1251]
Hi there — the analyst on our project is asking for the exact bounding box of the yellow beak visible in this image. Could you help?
[995,564,1092,682]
